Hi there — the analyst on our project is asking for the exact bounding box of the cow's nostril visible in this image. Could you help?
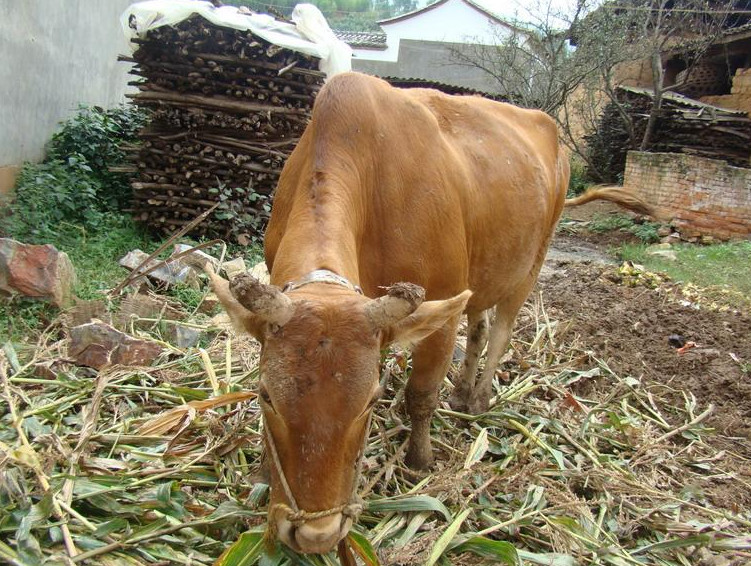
[276,517,300,552]
[292,514,345,554]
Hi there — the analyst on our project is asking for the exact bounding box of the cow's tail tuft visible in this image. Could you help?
[564,186,661,218]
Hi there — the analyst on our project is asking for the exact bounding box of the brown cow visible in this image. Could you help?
[208,72,649,554]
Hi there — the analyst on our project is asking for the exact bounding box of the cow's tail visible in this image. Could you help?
[564,186,659,218]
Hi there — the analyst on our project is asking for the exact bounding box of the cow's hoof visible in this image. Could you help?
[447,392,469,413]
[405,445,433,471]
[467,395,490,415]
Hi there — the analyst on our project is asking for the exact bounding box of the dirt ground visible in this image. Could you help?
[532,226,751,510]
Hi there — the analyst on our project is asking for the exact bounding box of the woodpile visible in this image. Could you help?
[120,16,324,241]
[586,86,751,182]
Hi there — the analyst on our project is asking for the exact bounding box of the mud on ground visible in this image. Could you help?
[526,231,751,509]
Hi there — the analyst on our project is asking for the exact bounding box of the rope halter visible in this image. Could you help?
[263,407,373,544]
[263,268,370,547]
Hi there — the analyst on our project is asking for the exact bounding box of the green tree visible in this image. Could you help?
[373,0,418,18]
[232,0,380,30]
[233,0,372,17]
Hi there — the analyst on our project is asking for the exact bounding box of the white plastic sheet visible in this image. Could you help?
[121,1,352,77]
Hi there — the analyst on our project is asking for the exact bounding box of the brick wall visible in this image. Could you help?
[700,67,751,115]
[624,151,751,240]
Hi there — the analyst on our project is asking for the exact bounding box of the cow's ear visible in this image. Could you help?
[384,290,471,346]
[207,268,267,340]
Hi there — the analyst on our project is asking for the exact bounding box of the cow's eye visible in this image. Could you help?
[259,386,275,412]
[368,386,384,408]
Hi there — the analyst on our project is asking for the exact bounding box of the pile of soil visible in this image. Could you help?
[533,232,751,507]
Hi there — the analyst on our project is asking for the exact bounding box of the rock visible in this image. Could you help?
[681,347,721,363]
[211,312,233,330]
[646,242,672,251]
[700,235,716,245]
[69,321,164,369]
[197,292,221,314]
[649,249,678,261]
[172,244,218,271]
[114,294,185,330]
[668,334,686,348]
[660,234,682,245]
[119,249,197,287]
[657,226,672,237]
[646,243,677,261]
[249,261,270,284]
[222,257,247,279]
[0,238,76,307]
[173,324,205,348]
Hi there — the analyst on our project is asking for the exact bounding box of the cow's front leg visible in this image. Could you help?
[405,317,461,470]
[448,309,489,412]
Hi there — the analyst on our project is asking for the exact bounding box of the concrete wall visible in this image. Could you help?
[625,151,751,240]
[353,39,500,93]
[0,1,136,196]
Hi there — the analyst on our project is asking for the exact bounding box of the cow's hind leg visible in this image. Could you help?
[467,295,527,414]
[405,316,461,470]
[448,309,489,412]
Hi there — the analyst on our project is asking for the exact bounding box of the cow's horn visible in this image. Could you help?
[365,282,425,328]
[229,273,294,326]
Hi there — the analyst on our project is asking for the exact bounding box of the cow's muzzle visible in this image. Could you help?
[277,511,353,554]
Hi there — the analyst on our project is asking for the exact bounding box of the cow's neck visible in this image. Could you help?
[270,175,364,287]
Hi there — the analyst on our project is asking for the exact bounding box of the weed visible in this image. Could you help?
[210,183,271,245]
[61,218,153,300]
[588,213,635,233]
[588,213,661,243]
[627,221,660,244]
[0,105,154,341]
[48,105,149,210]
[1,105,148,242]
[0,298,59,344]
[1,159,102,241]
[167,283,206,313]
[567,157,590,197]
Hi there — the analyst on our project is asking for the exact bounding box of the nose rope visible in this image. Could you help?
[263,409,373,542]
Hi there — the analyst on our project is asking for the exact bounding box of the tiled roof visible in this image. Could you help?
[383,77,507,101]
[333,30,387,49]
[619,85,748,115]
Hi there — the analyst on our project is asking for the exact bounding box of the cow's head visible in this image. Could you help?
[208,268,469,554]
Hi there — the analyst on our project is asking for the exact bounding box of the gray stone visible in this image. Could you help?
[174,324,204,349]
[172,244,219,271]
[119,249,197,287]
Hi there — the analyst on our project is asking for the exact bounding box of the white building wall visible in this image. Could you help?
[354,0,511,62]
[0,1,135,169]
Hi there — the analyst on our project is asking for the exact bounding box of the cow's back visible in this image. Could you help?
[265,73,567,311]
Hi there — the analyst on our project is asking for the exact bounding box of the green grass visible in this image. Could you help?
[0,298,58,344]
[59,217,153,300]
[619,240,751,307]
[0,216,153,344]
[0,219,265,344]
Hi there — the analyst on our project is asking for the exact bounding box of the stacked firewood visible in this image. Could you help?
[120,16,324,241]
[586,86,751,182]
